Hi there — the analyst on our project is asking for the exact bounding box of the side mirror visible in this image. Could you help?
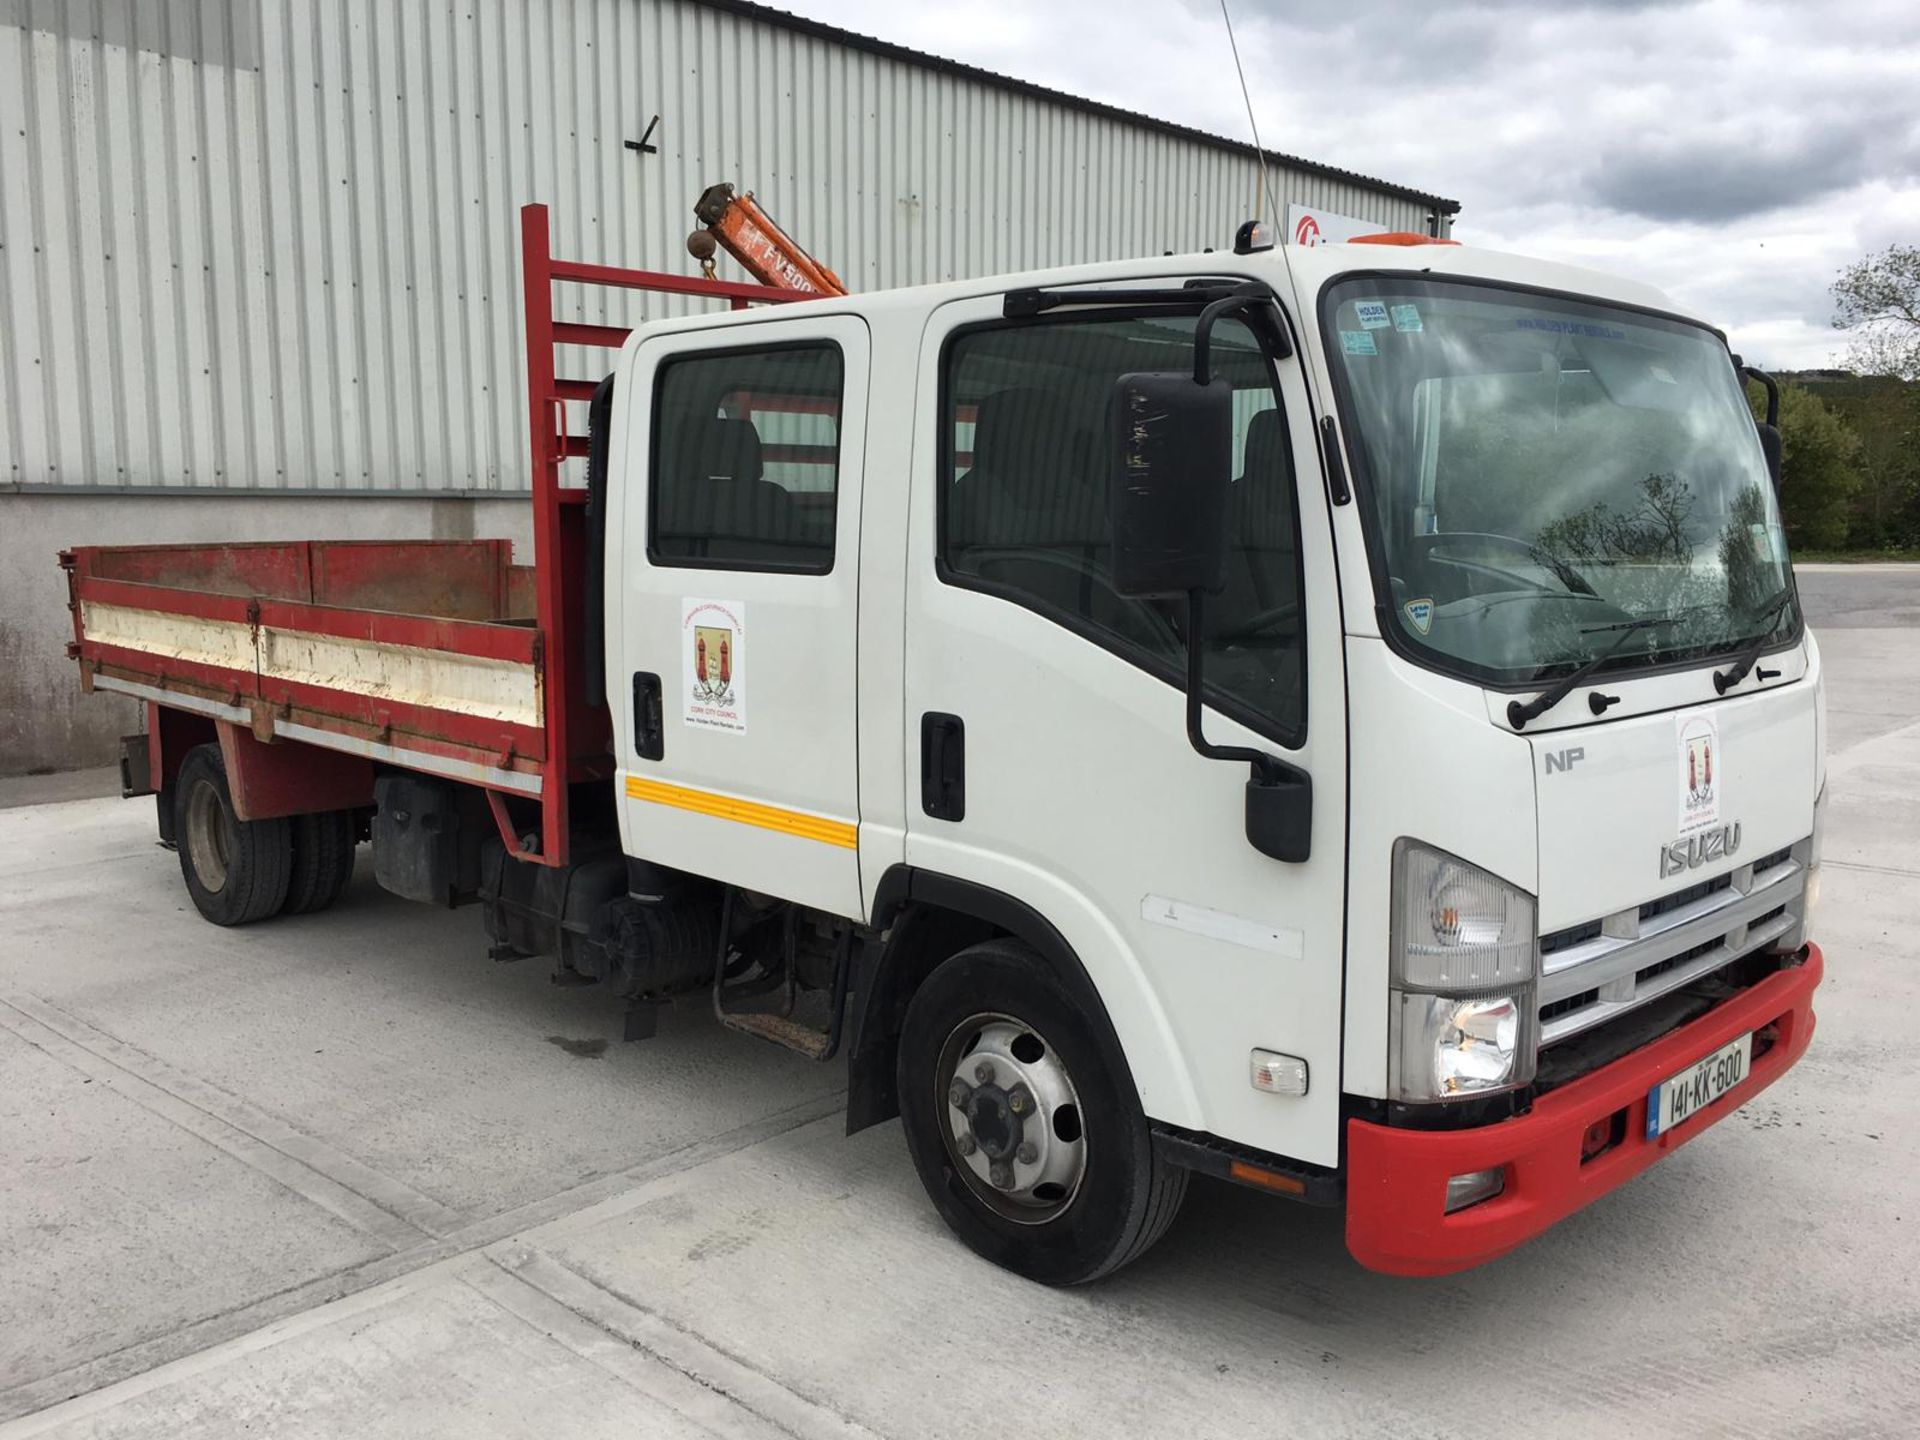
[1108,361,1313,865]
[1109,372,1233,598]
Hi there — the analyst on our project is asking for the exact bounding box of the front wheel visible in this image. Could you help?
[897,939,1188,1284]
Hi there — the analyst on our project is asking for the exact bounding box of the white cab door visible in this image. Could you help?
[902,291,1349,1165]
[612,314,870,918]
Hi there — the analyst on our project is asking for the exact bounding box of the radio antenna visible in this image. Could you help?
[1219,0,1275,225]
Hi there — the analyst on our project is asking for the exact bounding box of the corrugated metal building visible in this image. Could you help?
[0,0,1456,771]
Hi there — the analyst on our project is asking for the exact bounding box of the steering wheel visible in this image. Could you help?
[1416,531,1600,600]
[957,547,1183,648]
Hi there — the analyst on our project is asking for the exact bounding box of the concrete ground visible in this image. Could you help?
[1,566,1916,1439]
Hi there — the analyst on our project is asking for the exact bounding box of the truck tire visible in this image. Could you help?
[173,744,292,926]
[897,938,1188,1285]
[283,810,357,914]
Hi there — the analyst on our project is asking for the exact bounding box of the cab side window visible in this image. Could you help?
[940,313,1305,744]
[650,342,844,573]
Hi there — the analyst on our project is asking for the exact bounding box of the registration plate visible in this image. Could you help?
[1646,1032,1753,1139]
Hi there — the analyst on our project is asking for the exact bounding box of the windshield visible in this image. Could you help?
[1321,277,1799,687]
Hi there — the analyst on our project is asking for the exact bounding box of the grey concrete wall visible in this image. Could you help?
[0,494,535,776]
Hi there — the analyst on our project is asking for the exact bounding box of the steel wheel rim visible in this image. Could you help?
[936,1012,1087,1225]
[184,779,230,894]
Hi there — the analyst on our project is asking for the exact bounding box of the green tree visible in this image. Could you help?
[1847,380,1920,547]
[1832,245,1920,380]
[1749,380,1862,550]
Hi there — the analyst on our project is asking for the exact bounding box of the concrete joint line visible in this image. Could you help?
[1824,859,1920,879]
[0,1259,478,1440]
[483,1247,882,1440]
[458,1262,793,1440]
[0,989,463,1245]
[0,1092,847,1427]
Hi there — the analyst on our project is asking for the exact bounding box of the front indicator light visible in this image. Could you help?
[1444,1167,1506,1214]
[1249,1049,1309,1096]
[1392,839,1535,991]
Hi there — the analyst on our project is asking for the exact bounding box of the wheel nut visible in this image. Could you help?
[947,1079,971,1109]
[989,1161,1014,1190]
[974,1060,996,1085]
[1016,1142,1038,1165]
[955,1131,977,1157]
[1008,1085,1033,1115]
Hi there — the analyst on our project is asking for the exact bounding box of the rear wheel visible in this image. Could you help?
[898,938,1188,1284]
[283,810,357,914]
[173,744,292,926]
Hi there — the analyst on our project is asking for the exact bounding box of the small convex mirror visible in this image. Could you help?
[1110,373,1234,598]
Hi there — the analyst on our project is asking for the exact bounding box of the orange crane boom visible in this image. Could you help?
[690,183,847,297]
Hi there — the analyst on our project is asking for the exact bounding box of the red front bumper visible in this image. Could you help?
[1345,944,1822,1277]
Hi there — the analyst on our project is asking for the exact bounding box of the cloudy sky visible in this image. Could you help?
[779,0,1919,369]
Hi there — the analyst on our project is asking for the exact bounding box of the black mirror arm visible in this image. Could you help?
[1184,592,1314,863]
[1181,591,1269,776]
[1740,364,1784,489]
[1741,364,1780,428]
[1190,285,1285,386]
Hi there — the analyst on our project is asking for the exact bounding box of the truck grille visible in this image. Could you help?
[1535,841,1808,1048]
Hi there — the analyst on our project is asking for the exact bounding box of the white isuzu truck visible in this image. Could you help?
[64,209,1824,1284]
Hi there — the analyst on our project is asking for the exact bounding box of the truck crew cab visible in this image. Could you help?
[64,211,1824,1284]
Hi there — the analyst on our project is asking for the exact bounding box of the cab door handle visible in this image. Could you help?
[633,672,664,761]
[920,712,965,821]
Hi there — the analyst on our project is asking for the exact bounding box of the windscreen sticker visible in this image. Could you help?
[1390,303,1423,332]
[1516,317,1627,341]
[1403,597,1435,635]
[1675,710,1721,835]
[1340,329,1378,356]
[1354,299,1392,329]
[682,598,747,734]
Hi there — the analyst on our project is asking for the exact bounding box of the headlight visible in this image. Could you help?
[1388,840,1538,1103]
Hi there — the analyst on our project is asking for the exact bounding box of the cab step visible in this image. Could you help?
[712,891,851,1061]
[716,1009,837,1061]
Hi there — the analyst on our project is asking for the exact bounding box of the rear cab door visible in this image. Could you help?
[608,312,871,917]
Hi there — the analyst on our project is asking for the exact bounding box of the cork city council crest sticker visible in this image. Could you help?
[1675,709,1720,835]
[682,598,746,734]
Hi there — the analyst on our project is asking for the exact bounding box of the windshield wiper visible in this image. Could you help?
[1712,588,1797,695]
[1507,615,1681,730]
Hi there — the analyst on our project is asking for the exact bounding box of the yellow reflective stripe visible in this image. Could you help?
[624,775,858,849]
